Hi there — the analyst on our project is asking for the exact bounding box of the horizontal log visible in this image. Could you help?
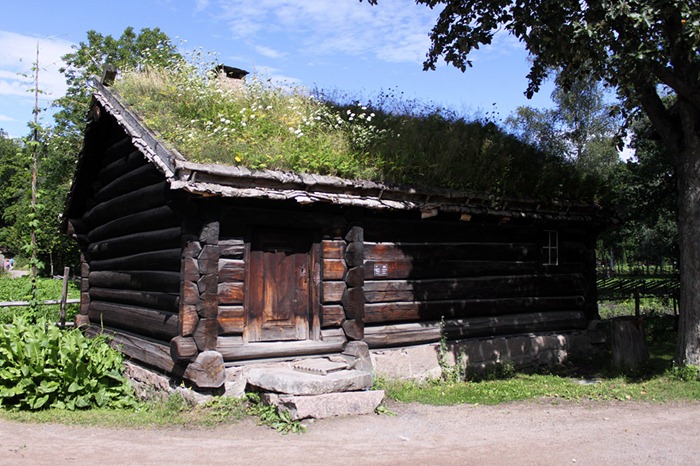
[170,336,198,363]
[321,305,345,328]
[322,259,347,280]
[217,329,346,361]
[89,287,179,312]
[180,304,199,337]
[94,163,164,203]
[363,311,588,348]
[218,305,244,335]
[88,205,179,243]
[345,266,364,288]
[364,296,586,324]
[345,241,364,267]
[322,281,345,303]
[88,270,181,293]
[218,259,245,282]
[83,181,170,229]
[89,248,182,272]
[89,301,179,342]
[85,325,176,374]
[98,149,146,185]
[341,287,366,319]
[363,274,586,303]
[183,351,225,388]
[218,282,244,305]
[363,259,538,280]
[364,242,537,262]
[194,317,218,351]
[87,227,181,261]
[363,219,540,243]
[101,136,136,165]
[321,240,345,259]
[219,239,245,258]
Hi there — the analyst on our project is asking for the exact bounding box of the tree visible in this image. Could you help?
[364,0,700,366]
[55,27,180,148]
[0,28,180,275]
[507,76,621,197]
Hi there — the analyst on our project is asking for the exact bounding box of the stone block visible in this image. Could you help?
[246,368,372,395]
[371,344,441,381]
[263,390,384,420]
[342,341,373,372]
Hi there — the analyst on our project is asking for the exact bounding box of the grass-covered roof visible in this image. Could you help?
[110,61,597,201]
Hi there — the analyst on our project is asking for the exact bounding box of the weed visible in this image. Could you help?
[667,364,700,382]
[437,317,466,383]
[375,404,396,416]
[245,393,305,434]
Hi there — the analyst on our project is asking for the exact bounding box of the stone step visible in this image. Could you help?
[247,367,373,395]
[293,358,349,375]
[262,390,385,420]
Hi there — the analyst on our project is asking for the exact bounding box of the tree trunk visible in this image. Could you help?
[675,102,700,366]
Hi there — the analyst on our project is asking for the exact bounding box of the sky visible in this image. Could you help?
[0,0,557,139]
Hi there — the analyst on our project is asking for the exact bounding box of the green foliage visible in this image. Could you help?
[667,364,700,382]
[0,276,80,324]
[0,318,137,411]
[245,392,305,434]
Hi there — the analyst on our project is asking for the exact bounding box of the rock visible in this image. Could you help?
[262,390,385,420]
[342,341,373,372]
[223,366,250,399]
[247,368,372,395]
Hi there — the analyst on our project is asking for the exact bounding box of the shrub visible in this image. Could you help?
[0,318,137,410]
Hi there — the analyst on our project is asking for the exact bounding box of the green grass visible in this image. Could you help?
[0,393,248,428]
[0,276,80,324]
[111,60,599,200]
[380,314,700,405]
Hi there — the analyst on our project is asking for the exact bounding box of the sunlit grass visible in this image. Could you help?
[112,60,597,200]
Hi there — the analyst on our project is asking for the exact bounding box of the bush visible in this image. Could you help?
[0,318,137,410]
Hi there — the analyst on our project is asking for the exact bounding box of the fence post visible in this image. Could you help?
[634,287,640,318]
[59,266,70,329]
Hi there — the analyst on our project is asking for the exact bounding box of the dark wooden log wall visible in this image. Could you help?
[71,132,181,345]
[360,218,592,348]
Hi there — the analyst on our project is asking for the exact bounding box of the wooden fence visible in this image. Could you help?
[597,274,680,316]
[0,267,78,327]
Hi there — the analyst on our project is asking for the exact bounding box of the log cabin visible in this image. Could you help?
[63,74,610,389]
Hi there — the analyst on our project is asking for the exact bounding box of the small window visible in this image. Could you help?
[542,230,559,266]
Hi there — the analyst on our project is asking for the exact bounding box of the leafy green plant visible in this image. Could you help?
[245,392,305,434]
[667,364,700,382]
[437,317,466,383]
[0,318,137,411]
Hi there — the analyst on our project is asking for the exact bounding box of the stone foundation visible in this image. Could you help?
[371,329,603,381]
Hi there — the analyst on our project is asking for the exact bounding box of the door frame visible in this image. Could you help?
[243,226,322,343]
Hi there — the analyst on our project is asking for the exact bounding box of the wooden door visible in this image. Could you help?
[245,228,312,341]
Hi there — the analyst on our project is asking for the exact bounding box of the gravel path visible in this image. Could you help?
[1,399,699,465]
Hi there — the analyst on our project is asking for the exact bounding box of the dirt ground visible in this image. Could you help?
[1,399,699,465]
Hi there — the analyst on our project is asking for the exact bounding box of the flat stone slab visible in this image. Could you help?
[262,390,385,420]
[293,358,349,375]
[246,368,372,395]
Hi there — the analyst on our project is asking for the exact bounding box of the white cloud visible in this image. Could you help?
[255,45,286,60]
[0,31,74,100]
[194,0,210,13]
[0,114,13,122]
[213,0,437,64]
